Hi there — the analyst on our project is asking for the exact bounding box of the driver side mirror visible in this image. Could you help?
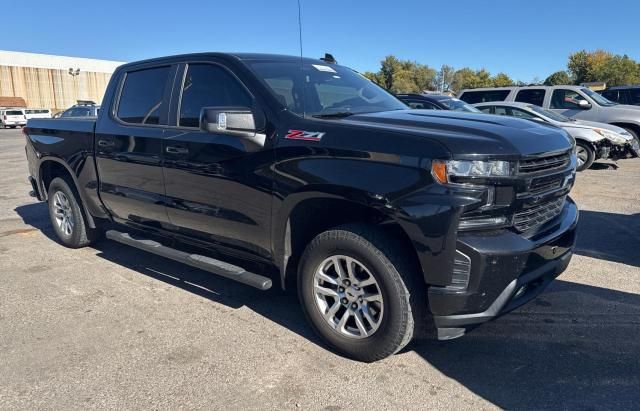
[578,100,592,109]
[200,106,267,147]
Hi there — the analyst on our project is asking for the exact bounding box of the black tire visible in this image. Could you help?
[9,125,16,129]
[575,141,595,171]
[297,224,426,362]
[622,127,640,148]
[47,177,100,248]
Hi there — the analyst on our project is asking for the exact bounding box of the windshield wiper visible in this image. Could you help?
[311,112,355,119]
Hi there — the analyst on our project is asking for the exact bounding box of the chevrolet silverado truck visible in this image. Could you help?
[24,53,578,362]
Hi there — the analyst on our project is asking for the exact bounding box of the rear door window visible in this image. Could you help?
[117,66,172,125]
[178,63,252,128]
[514,89,546,106]
[458,90,510,104]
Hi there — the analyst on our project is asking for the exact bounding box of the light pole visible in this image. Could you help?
[68,68,80,107]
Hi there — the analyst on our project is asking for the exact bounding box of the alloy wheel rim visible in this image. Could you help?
[312,255,383,339]
[52,191,74,236]
[576,146,587,167]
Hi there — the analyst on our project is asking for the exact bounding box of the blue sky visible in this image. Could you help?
[5,0,639,82]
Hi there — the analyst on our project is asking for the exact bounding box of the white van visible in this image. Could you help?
[0,109,27,128]
[24,109,52,120]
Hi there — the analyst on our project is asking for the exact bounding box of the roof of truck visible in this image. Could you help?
[117,52,331,70]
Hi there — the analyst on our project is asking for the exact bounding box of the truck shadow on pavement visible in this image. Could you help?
[14,202,640,409]
[574,210,640,267]
[412,279,640,409]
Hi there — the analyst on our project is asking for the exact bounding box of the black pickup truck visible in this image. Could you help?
[24,53,578,362]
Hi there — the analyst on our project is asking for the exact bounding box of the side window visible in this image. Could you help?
[478,107,493,114]
[493,106,509,116]
[458,90,510,104]
[629,89,640,105]
[601,90,618,102]
[117,66,171,125]
[510,108,536,120]
[407,100,437,110]
[515,89,545,106]
[550,89,588,109]
[179,64,252,128]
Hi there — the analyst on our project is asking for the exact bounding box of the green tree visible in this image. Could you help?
[544,71,571,86]
[367,55,437,93]
[492,72,514,87]
[567,50,590,84]
[567,49,640,86]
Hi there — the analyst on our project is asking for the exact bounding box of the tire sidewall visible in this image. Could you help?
[48,178,85,247]
[575,141,595,171]
[298,232,411,360]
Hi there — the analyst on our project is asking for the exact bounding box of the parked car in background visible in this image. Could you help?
[457,85,640,146]
[0,108,27,128]
[396,93,481,113]
[599,86,640,106]
[24,52,579,362]
[57,101,100,118]
[25,109,52,120]
[474,102,639,171]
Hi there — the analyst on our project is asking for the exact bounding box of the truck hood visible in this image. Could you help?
[343,109,572,158]
[600,103,640,118]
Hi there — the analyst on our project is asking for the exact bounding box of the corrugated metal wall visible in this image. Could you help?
[0,65,112,111]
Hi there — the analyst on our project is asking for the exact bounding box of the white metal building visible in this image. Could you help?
[0,50,125,111]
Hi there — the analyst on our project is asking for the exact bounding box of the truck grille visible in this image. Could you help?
[518,152,571,175]
[528,176,563,196]
[513,196,565,233]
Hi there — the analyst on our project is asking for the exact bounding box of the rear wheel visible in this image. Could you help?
[47,177,100,248]
[298,224,425,362]
[575,141,595,171]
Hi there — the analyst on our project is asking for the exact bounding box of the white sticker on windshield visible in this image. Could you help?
[312,64,337,73]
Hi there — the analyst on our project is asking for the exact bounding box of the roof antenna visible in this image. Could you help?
[297,0,306,116]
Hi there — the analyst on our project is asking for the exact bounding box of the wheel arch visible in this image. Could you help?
[273,189,420,291]
[38,157,97,228]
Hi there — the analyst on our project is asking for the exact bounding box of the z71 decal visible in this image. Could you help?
[285,130,325,142]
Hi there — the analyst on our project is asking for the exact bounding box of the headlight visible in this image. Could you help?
[593,128,628,144]
[432,160,513,184]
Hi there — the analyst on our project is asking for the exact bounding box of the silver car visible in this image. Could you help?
[474,101,639,171]
[458,85,640,147]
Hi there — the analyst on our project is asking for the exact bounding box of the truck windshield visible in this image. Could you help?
[582,88,617,106]
[247,61,407,117]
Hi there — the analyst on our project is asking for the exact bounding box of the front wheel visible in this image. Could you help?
[575,141,595,171]
[298,224,424,362]
[622,127,640,148]
[47,177,100,248]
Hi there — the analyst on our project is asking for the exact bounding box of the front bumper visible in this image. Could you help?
[428,197,578,338]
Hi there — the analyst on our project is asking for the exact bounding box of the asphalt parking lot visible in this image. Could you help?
[1,127,639,410]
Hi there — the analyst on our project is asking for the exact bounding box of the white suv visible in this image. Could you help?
[0,109,27,128]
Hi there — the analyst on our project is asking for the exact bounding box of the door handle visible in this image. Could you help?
[166,146,189,155]
[97,139,115,148]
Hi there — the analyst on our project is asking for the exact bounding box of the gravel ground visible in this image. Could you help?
[1,127,639,410]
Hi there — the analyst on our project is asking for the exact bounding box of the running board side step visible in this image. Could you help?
[105,230,272,290]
